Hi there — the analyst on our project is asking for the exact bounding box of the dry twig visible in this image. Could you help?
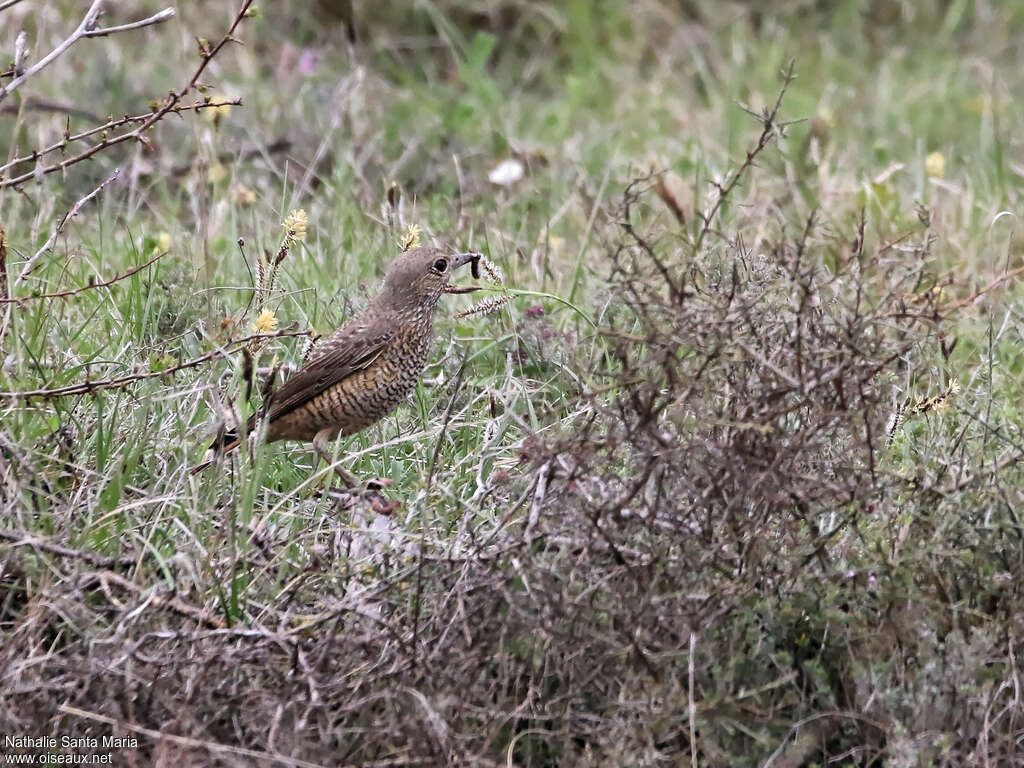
[694,60,798,251]
[0,329,313,400]
[0,100,241,179]
[0,250,169,305]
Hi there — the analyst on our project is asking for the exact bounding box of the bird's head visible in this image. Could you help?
[380,247,481,312]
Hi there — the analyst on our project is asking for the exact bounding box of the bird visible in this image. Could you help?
[191,246,481,484]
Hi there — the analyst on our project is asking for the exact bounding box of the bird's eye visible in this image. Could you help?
[432,258,448,273]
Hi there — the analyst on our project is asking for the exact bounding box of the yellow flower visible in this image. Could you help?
[399,223,421,251]
[207,161,227,184]
[154,231,171,254]
[925,151,946,178]
[251,309,278,333]
[283,209,307,243]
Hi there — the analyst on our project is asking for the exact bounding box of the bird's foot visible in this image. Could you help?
[328,471,393,494]
[324,485,401,515]
[369,494,401,515]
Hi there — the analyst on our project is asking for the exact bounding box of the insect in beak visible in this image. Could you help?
[443,251,483,293]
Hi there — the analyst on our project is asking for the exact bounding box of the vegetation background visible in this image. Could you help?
[2,0,1023,764]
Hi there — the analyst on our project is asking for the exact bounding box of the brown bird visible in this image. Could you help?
[192,246,481,483]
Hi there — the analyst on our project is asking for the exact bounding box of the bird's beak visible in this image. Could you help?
[443,251,483,294]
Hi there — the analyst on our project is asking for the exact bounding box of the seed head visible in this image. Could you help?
[457,294,513,318]
[283,209,307,244]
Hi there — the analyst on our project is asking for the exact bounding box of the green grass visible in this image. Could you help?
[2,0,1024,764]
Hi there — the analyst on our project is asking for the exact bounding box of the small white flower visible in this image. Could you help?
[488,159,524,186]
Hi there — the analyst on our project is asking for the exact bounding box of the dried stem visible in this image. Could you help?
[0,227,7,302]
[0,528,136,568]
[57,704,320,767]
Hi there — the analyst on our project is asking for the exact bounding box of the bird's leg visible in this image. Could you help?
[312,427,395,498]
[312,427,359,488]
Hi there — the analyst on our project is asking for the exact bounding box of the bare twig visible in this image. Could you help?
[0,3,175,104]
[0,249,169,305]
[0,0,253,188]
[82,7,175,38]
[944,263,1024,310]
[0,329,313,400]
[525,460,552,541]
[0,0,28,12]
[12,167,121,288]
[0,100,241,179]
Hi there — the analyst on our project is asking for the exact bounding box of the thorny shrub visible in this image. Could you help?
[5,175,1021,766]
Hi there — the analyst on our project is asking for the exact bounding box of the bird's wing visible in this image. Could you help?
[265,322,394,421]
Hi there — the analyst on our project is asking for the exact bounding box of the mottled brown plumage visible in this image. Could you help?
[193,247,479,479]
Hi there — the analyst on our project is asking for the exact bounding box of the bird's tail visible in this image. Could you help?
[187,416,252,475]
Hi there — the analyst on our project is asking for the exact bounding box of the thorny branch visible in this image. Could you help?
[12,167,121,288]
[0,100,242,179]
[0,1,257,350]
[694,59,798,252]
